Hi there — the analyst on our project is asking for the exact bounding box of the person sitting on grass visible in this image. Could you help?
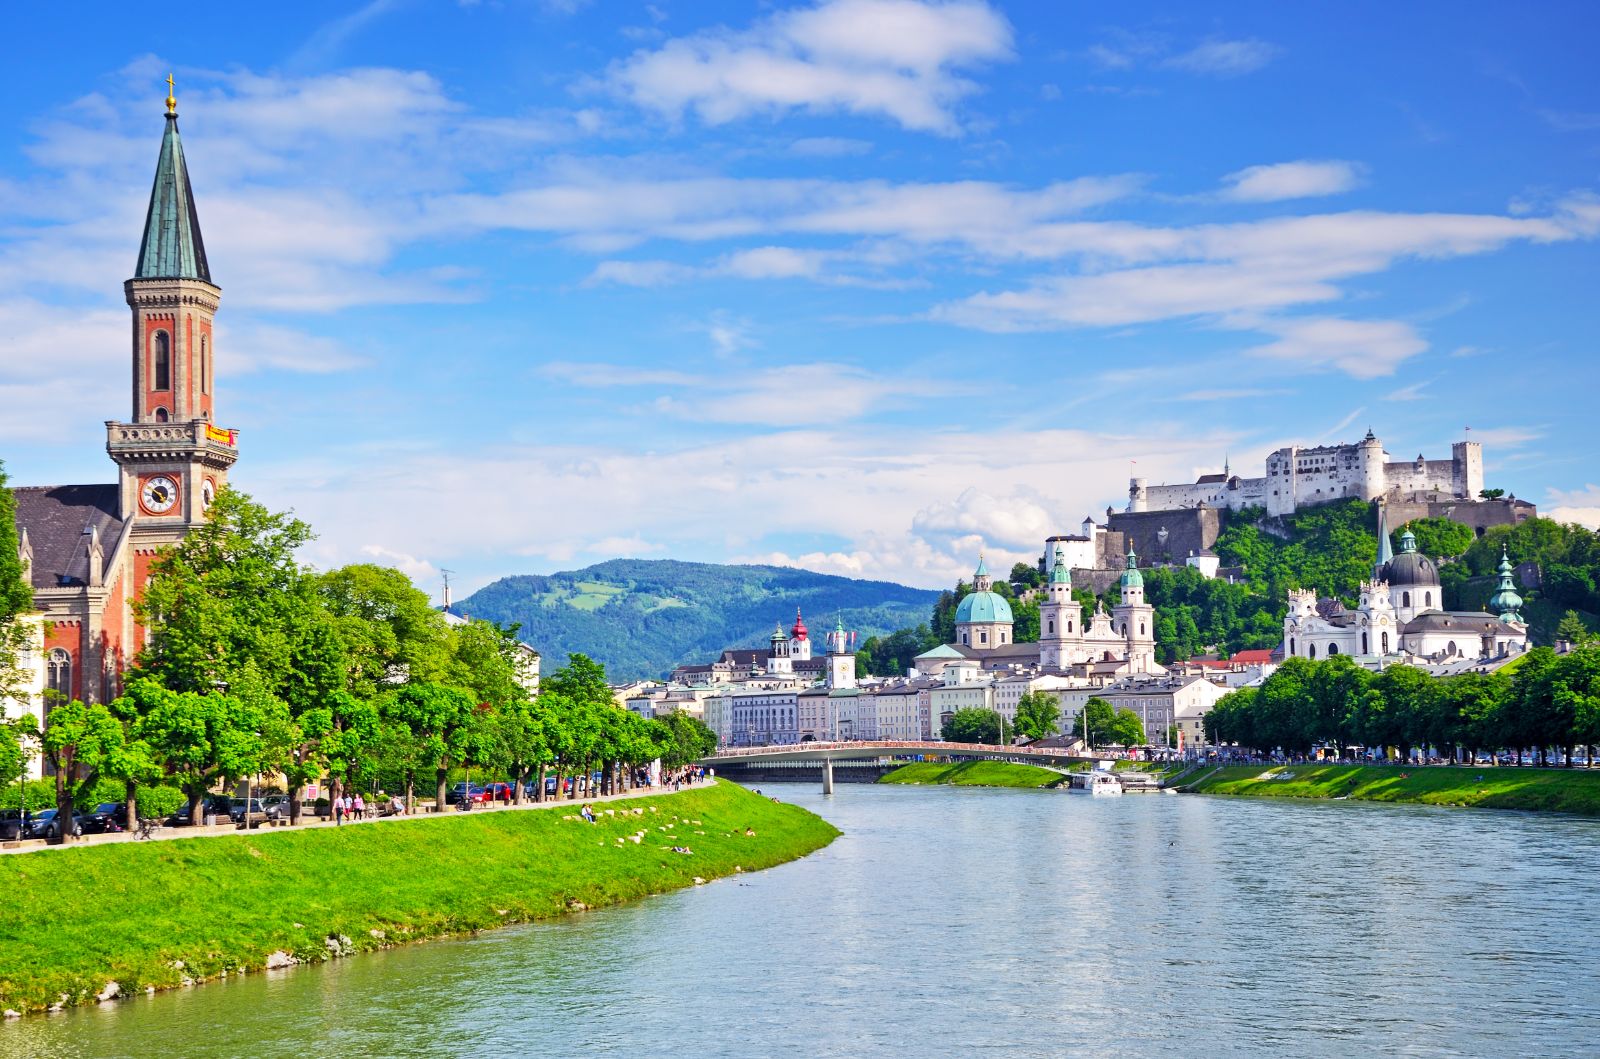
[581,804,596,824]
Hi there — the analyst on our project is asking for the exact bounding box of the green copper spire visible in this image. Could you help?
[1375,505,1394,575]
[1119,546,1143,591]
[1398,528,1417,553]
[1488,545,1524,623]
[135,86,211,284]
[1049,544,1070,584]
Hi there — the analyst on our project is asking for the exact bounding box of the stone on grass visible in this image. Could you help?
[96,982,121,1002]
[265,951,295,970]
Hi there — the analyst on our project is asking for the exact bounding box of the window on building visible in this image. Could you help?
[154,407,168,422]
[1328,643,1339,656]
[46,648,71,705]
[1309,643,1317,659]
[1362,633,1369,654]
[200,336,209,395]
[1403,591,1411,608]
[1047,619,1054,635]
[979,631,987,645]
[1382,632,1390,653]
[153,331,170,391]
[1425,591,1433,607]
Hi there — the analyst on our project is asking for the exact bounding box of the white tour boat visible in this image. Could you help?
[1066,770,1124,796]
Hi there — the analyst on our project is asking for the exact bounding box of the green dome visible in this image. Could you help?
[1488,545,1524,622]
[956,589,1013,625]
[1119,547,1143,590]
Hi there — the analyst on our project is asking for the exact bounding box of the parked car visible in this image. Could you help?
[228,798,279,826]
[82,802,130,834]
[446,783,486,805]
[262,794,294,818]
[482,782,514,803]
[169,795,235,826]
[23,809,84,840]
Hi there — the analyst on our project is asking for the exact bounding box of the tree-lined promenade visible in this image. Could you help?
[0,487,716,840]
[1203,650,1600,765]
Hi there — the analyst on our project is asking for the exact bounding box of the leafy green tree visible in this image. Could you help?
[1479,488,1506,500]
[134,488,317,695]
[0,460,37,715]
[132,679,269,825]
[0,717,31,794]
[657,710,716,770]
[1106,708,1146,747]
[39,700,126,842]
[319,563,453,695]
[1072,697,1116,746]
[942,707,1005,744]
[1400,518,1475,560]
[1013,691,1061,741]
[1010,562,1041,590]
[1557,610,1591,645]
[384,682,484,808]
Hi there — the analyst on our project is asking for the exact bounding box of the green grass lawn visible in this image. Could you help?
[0,781,837,1015]
[879,760,1068,789]
[1186,763,1600,815]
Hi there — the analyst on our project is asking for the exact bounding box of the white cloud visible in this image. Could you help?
[543,359,958,425]
[251,423,1233,590]
[1220,160,1364,202]
[1163,38,1281,77]
[605,0,1014,134]
[357,544,437,582]
[1247,317,1427,378]
[1463,426,1543,447]
[1547,485,1600,530]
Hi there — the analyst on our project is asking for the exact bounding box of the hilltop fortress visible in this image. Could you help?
[1129,430,1482,518]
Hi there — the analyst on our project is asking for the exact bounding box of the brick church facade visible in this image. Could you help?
[11,87,236,737]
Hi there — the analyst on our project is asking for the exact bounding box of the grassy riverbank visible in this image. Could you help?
[1185,763,1600,815]
[880,761,1068,788]
[0,781,837,1016]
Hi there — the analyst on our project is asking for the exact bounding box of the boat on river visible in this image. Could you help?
[1066,770,1124,796]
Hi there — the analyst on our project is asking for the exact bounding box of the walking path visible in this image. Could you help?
[0,777,716,857]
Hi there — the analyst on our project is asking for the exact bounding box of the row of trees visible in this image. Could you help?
[0,489,715,839]
[938,694,1146,748]
[1204,647,1600,764]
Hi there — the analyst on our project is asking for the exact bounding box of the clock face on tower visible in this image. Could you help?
[140,475,180,515]
[202,478,216,510]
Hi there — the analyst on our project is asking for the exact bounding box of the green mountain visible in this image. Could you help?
[454,558,939,681]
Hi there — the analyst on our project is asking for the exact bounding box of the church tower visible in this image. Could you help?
[107,78,238,540]
[1038,544,1081,671]
[825,618,857,690]
[1111,546,1157,673]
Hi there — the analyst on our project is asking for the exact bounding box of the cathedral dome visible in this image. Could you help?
[955,589,1013,625]
[1382,529,1440,588]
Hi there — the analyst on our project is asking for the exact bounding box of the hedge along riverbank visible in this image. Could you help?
[0,781,838,1016]
[1183,763,1600,815]
[879,761,1070,789]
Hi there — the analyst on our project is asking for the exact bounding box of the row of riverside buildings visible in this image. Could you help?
[621,439,1536,752]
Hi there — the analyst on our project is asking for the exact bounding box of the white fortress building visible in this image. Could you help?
[1129,430,1483,517]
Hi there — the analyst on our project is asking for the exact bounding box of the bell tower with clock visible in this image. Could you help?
[106,78,238,544]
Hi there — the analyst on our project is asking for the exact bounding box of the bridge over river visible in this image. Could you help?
[700,741,1103,793]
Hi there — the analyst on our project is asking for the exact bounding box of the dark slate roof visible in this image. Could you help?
[14,485,123,589]
[136,114,211,283]
[1403,612,1521,637]
[1383,551,1440,588]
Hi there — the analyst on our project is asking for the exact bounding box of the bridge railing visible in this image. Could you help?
[707,740,1099,760]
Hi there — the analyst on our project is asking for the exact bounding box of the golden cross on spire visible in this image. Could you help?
[165,73,176,115]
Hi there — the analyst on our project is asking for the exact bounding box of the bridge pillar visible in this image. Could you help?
[822,757,834,795]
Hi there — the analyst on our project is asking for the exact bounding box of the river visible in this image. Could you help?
[6,784,1599,1058]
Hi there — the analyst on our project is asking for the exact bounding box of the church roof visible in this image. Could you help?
[13,485,124,590]
[1382,529,1440,587]
[135,111,212,283]
[1402,611,1522,637]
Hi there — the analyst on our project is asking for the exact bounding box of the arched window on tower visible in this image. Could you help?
[1425,591,1433,608]
[1403,591,1411,608]
[1382,632,1390,653]
[1329,643,1339,656]
[200,335,209,395]
[153,331,170,391]
[1362,633,1369,654]
[1309,643,1317,659]
[154,407,168,423]
[46,648,71,708]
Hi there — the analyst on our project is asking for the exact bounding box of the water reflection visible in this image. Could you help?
[5,787,1598,1058]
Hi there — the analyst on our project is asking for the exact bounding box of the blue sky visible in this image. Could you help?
[3,0,1598,595]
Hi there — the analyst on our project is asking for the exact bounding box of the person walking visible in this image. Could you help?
[334,795,343,826]
[353,793,366,820]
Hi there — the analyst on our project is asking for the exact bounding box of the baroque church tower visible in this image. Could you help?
[108,78,238,537]
[10,79,236,735]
